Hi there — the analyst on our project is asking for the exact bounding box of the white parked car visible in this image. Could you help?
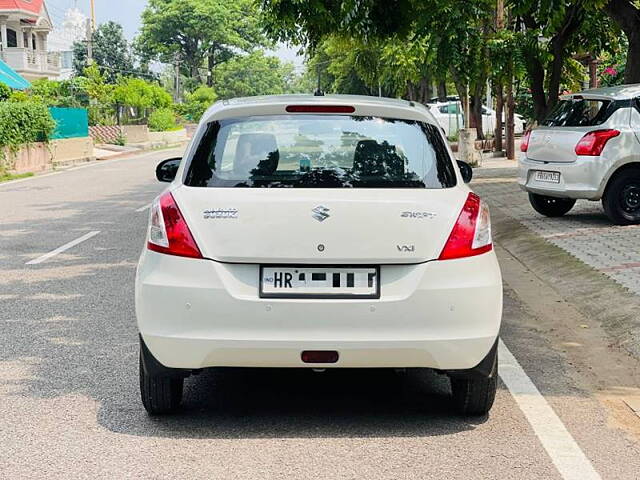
[429,101,525,138]
[519,85,640,224]
[136,95,503,415]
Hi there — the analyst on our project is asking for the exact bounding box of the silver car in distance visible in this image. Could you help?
[519,84,640,224]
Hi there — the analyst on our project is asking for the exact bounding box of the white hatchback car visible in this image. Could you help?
[136,95,503,416]
[519,85,640,224]
[429,101,525,138]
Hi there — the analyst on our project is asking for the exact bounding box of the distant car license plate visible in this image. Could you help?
[260,266,380,299]
[534,170,561,183]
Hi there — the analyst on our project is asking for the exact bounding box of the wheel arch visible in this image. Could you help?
[601,162,640,199]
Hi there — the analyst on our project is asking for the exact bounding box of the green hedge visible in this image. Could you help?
[0,102,55,149]
[148,107,179,132]
[0,102,56,169]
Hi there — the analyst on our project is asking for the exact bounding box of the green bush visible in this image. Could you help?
[148,108,179,132]
[0,83,11,102]
[177,85,217,122]
[0,101,56,170]
[113,78,172,110]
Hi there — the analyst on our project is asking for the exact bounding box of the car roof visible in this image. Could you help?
[562,84,640,101]
[202,94,437,125]
[222,94,415,108]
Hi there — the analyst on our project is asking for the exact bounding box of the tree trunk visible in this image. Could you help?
[207,47,215,87]
[406,83,416,101]
[545,4,583,117]
[505,79,515,160]
[546,40,568,116]
[437,81,447,102]
[494,83,504,153]
[604,0,640,83]
[470,87,485,141]
[624,30,640,83]
[589,56,598,88]
[418,77,429,104]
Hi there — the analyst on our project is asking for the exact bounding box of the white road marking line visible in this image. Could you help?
[499,339,601,480]
[25,231,101,265]
[136,203,151,212]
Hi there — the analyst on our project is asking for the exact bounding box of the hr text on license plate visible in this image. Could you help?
[534,170,561,183]
[260,266,379,299]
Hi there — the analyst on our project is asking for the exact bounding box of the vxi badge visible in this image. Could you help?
[312,205,330,222]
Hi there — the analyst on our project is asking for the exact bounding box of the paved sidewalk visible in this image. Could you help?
[473,166,640,297]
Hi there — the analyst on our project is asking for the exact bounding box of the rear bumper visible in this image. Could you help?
[518,155,607,200]
[135,250,503,370]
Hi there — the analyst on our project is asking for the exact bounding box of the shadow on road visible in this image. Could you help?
[98,367,491,440]
[0,157,592,444]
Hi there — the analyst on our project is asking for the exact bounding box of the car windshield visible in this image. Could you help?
[542,98,618,127]
[184,115,457,189]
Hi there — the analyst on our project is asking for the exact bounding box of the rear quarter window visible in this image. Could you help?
[542,98,630,127]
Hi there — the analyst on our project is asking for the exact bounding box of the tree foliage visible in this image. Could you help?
[113,77,172,110]
[214,51,295,99]
[73,21,140,82]
[137,0,268,84]
[262,0,630,131]
[149,107,179,131]
[175,85,217,121]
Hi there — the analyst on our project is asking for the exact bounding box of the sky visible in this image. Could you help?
[45,0,304,69]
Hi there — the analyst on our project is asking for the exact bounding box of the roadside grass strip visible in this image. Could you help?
[499,339,601,480]
[25,231,101,265]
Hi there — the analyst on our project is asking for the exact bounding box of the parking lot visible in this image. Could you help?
[2,149,640,479]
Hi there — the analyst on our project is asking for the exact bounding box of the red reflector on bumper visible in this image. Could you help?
[301,351,339,363]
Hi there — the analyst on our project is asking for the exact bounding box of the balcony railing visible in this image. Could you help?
[0,47,61,75]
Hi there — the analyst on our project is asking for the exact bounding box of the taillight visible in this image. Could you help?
[439,193,492,260]
[574,129,620,156]
[520,130,531,152]
[147,192,202,258]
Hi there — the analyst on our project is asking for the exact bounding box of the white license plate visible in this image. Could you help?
[260,266,379,299]
[534,170,561,183]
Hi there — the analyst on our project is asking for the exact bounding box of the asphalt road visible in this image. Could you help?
[1,149,640,479]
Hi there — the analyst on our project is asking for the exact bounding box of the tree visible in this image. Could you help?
[113,77,172,110]
[73,21,136,82]
[214,51,295,99]
[262,0,494,138]
[137,0,268,85]
[508,1,620,122]
[603,0,640,83]
[302,34,436,102]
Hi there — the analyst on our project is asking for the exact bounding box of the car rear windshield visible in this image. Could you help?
[184,115,457,189]
[542,98,625,127]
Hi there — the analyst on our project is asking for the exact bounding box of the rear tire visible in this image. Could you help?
[602,169,640,225]
[528,193,576,217]
[450,352,497,416]
[139,353,184,415]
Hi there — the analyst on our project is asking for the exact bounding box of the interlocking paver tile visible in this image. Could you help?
[474,167,640,296]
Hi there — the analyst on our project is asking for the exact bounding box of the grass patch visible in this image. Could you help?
[0,171,34,183]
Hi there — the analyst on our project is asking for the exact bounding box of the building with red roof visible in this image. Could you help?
[0,0,60,80]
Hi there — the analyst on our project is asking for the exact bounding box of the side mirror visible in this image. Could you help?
[457,160,473,183]
[156,158,181,182]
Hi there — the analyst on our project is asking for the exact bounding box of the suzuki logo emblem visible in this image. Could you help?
[312,205,330,222]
